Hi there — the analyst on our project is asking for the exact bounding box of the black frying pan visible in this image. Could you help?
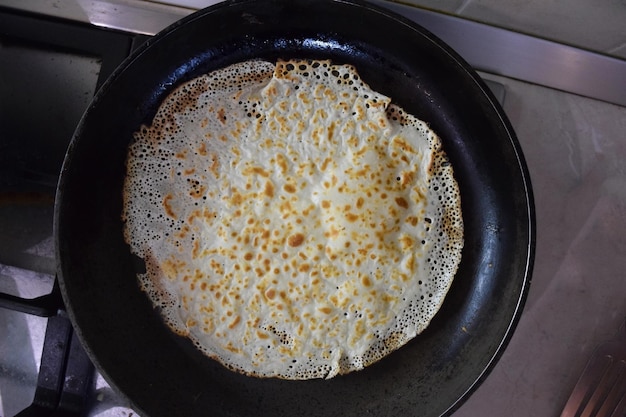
[55,1,535,416]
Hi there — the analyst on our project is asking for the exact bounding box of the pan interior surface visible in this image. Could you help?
[54,1,534,416]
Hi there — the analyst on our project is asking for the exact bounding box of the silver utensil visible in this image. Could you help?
[560,319,626,417]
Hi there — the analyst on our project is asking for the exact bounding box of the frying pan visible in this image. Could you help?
[55,0,535,416]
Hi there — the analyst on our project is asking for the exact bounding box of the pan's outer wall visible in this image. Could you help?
[55,1,534,417]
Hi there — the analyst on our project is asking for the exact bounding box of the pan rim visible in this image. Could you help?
[54,1,535,416]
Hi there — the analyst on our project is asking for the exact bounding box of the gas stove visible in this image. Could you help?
[1,1,625,417]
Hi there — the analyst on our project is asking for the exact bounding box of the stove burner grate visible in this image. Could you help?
[1,281,94,417]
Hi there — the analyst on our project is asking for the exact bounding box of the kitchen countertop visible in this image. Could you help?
[455,72,626,416]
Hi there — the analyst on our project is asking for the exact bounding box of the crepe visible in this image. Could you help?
[122,59,463,379]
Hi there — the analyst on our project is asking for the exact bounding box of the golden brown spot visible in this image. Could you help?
[228,316,241,329]
[406,216,419,227]
[265,289,276,300]
[354,168,368,178]
[302,204,314,216]
[187,209,200,224]
[209,259,224,274]
[197,142,207,156]
[399,171,414,186]
[230,191,243,206]
[321,200,331,209]
[414,186,427,202]
[243,166,271,178]
[162,194,176,218]
[264,181,275,198]
[192,240,200,259]
[327,122,336,141]
[356,197,365,209]
[346,213,359,222]
[288,233,305,247]
[325,226,340,239]
[395,196,409,209]
[275,153,288,174]
[209,153,220,177]
[318,307,332,314]
[161,258,185,281]
[284,183,296,193]
[382,293,397,303]
[243,252,254,261]
[393,137,417,154]
[217,108,227,124]
[400,235,414,250]
[266,83,278,96]
[280,200,292,215]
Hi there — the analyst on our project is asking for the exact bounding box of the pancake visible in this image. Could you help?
[122,59,463,379]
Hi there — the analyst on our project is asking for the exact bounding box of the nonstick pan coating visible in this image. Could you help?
[55,1,535,416]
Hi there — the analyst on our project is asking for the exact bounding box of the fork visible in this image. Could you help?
[560,320,626,417]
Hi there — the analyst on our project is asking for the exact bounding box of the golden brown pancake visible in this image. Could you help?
[122,59,463,379]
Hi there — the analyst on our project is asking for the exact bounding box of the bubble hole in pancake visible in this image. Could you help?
[122,58,463,380]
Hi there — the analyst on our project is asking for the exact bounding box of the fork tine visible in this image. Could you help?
[602,360,626,417]
[562,355,615,417]
[562,320,626,417]
[580,355,623,417]
[608,387,626,417]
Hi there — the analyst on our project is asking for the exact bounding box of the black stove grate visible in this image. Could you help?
[0,280,62,318]
[0,279,94,416]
